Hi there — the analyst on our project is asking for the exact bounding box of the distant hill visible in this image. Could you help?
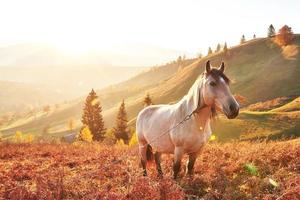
[0,58,193,138]
[1,35,300,141]
[0,81,70,114]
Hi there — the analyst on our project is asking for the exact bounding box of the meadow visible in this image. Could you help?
[1,139,299,200]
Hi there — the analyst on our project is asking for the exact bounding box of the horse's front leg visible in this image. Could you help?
[173,146,184,179]
[186,152,198,176]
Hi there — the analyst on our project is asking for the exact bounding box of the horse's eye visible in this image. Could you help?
[210,81,217,87]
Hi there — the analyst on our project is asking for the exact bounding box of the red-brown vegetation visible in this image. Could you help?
[0,139,299,199]
[245,96,295,111]
[274,25,294,47]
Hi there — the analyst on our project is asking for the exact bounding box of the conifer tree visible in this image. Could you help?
[176,56,182,64]
[207,47,213,55]
[268,24,276,38]
[215,43,221,52]
[81,89,106,141]
[223,42,228,54]
[240,35,246,44]
[114,100,130,144]
[143,93,153,107]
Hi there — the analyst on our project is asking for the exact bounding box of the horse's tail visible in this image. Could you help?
[146,144,154,162]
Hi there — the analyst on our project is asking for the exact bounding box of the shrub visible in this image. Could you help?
[24,134,34,143]
[14,131,23,143]
[78,126,93,142]
[116,139,126,147]
[12,131,35,143]
[129,132,138,146]
[103,128,117,144]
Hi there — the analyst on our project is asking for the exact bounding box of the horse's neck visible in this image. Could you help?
[172,77,212,128]
[174,97,211,129]
[193,106,212,126]
[175,77,205,117]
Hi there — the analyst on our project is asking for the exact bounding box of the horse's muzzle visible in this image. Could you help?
[226,104,239,119]
[223,102,239,119]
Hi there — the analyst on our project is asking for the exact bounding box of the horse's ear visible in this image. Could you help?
[205,60,211,73]
[219,62,225,73]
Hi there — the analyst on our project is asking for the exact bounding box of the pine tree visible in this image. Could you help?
[215,43,221,52]
[114,100,130,144]
[143,93,153,107]
[240,35,246,44]
[81,89,106,141]
[207,47,213,55]
[223,42,228,54]
[268,24,275,38]
[176,56,182,64]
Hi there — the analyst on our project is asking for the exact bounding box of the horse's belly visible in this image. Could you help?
[147,133,175,154]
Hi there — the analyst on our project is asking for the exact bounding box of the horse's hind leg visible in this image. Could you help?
[154,152,163,178]
[173,147,184,179]
[139,144,148,176]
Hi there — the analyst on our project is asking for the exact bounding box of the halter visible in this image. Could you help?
[144,91,208,148]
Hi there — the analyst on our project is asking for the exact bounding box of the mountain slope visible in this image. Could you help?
[1,36,300,140]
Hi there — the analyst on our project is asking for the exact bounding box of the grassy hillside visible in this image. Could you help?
[271,97,300,112]
[1,36,300,140]
[103,35,300,129]
[1,139,300,199]
[214,96,300,141]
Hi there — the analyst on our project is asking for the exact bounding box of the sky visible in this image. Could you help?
[0,0,299,66]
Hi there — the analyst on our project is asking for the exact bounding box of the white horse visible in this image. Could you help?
[136,60,239,179]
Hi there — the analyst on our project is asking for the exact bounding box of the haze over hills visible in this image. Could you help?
[1,35,300,141]
[0,43,173,113]
[0,66,147,112]
[0,43,189,67]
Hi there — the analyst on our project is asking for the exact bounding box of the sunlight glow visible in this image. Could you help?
[0,0,299,65]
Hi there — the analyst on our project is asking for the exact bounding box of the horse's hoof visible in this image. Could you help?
[186,172,194,177]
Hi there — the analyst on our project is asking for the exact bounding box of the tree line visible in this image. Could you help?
[205,24,294,56]
[79,89,153,144]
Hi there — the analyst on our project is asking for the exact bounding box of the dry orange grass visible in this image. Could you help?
[0,139,300,199]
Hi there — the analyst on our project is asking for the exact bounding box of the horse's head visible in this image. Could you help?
[202,60,239,119]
